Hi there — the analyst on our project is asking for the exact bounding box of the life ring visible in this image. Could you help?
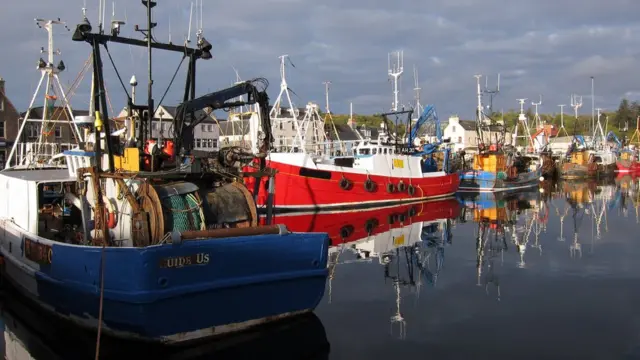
[386,183,396,193]
[364,178,376,192]
[397,181,406,192]
[339,177,353,190]
[102,196,117,229]
[407,184,416,196]
[339,225,354,239]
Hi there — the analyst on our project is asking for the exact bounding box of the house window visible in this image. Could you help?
[152,122,157,130]
[452,126,456,132]
[279,122,283,130]
[27,124,38,138]
[201,124,206,132]
[458,136,462,143]
[195,139,201,148]
[212,139,218,148]
[55,126,62,138]
[207,139,213,148]
[0,98,4,112]
[207,124,213,132]
[0,121,4,138]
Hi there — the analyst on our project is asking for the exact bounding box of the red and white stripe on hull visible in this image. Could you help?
[244,152,460,210]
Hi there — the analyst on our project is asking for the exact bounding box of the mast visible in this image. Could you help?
[6,17,83,169]
[388,51,403,112]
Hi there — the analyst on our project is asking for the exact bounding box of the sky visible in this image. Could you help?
[1,0,639,120]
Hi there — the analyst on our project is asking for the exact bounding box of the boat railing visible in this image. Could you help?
[272,138,360,157]
[11,142,77,168]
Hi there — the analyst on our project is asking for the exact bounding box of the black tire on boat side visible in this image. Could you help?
[364,179,376,192]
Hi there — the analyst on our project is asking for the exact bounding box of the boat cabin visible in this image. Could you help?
[0,169,83,243]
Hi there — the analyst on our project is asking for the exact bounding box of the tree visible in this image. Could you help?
[615,98,632,130]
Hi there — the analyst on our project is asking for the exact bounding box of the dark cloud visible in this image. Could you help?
[1,0,639,119]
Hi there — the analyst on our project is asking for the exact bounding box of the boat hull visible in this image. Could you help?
[246,160,460,211]
[458,168,542,192]
[616,160,640,174]
[0,221,329,345]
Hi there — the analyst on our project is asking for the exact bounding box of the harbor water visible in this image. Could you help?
[1,179,640,359]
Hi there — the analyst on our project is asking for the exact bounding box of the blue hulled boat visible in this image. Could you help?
[458,76,542,192]
[0,5,329,345]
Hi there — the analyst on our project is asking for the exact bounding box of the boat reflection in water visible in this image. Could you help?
[0,287,330,360]
[271,197,462,338]
[459,188,548,300]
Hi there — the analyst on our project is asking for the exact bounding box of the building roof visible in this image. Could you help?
[21,106,89,120]
[328,124,360,141]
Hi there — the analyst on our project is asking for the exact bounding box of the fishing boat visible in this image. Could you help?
[243,55,459,211]
[0,5,328,345]
[458,76,542,192]
[616,147,640,174]
[559,135,616,179]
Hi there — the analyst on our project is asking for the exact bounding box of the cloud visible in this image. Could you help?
[1,0,639,120]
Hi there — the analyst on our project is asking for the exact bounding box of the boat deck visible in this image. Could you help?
[0,169,74,182]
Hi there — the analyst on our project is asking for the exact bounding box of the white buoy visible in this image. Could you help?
[539,176,545,182]
[539,188,545,193]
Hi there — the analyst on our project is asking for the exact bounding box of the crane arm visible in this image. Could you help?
[174,79,273,153]
[409,105,441,146]
[605,130,621,148]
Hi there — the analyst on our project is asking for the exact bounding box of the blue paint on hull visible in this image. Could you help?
[458,168,542,192]
[1,232,329,344]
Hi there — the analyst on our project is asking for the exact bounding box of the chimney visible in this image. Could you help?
[0,76,5,95]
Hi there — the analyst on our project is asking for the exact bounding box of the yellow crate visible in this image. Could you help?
[472,154,506,172]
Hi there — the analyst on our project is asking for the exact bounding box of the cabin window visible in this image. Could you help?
[372,148,377,155]
[383,148,387,154]
[359,148,370,155]
[299,167,332,180]
[54,126,62,138]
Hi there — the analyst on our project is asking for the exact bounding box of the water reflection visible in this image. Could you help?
[0,287,330,359]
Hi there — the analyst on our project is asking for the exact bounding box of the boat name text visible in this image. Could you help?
[159,253,210,268]
[23,237,52,265]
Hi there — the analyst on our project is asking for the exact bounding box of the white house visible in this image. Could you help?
[443,116,512,152]
[116,105,219,151]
